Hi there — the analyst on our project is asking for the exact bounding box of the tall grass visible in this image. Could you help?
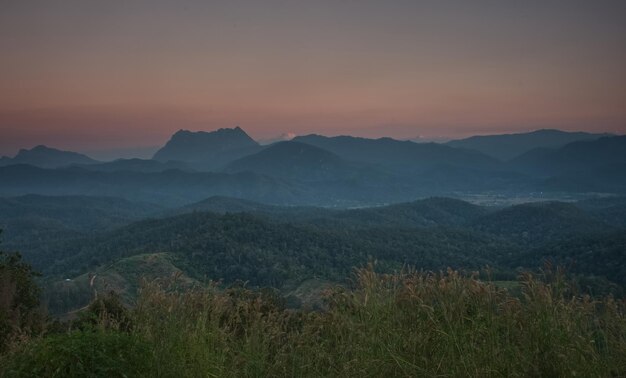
[4,267,626,377]
[130,267,626,377]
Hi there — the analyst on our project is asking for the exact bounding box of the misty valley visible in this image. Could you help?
[1,127,626,376]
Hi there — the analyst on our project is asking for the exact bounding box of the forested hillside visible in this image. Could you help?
[1,194,622,318]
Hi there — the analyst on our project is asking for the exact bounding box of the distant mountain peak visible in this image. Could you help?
[152,127,261,169]
[0,145,98,168]
[167,127,255,141]
[17,145,65,156]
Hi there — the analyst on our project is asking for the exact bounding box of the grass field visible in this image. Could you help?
[4,266,625,377]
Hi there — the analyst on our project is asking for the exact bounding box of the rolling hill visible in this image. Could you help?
[292,134,499,173]
[44,253,198,315]
[29,211,518,283]
[327,197,489,229]
[509,136,626,176]
[471,202,611,246]
[0,194,162,232]
[0,194,165,253]
[172,196,488,229]
[0,165,307,207]
[447,129,610,161]
[224,141,375,182]
[174,195,282,214]
[75,158,192,172]
[8,194,626,316]
[0,145,99,168]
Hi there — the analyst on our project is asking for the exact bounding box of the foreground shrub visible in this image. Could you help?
[73,291,133,332]
[2,330,151,377]
[0,249,43,354]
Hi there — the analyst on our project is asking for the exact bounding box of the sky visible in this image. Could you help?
[1,0,625,157]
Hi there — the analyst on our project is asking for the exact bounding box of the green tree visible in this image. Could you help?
[0,230,43,353]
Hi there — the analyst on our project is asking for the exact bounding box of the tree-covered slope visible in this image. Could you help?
[31,212,518,286]
[512,231,626,287]
[472,202,610,246]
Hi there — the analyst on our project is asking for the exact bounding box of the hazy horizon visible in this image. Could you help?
[1,1,625,155]
[1,126,622,160]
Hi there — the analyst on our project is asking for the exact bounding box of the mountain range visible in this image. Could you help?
[74,158,192,173]
[0,145,99,168]
[509,136,626,175]
[292,134,499,173]
[0,128,624,207]
[446,129,612,161]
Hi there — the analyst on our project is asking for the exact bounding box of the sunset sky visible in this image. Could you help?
[1,0,625,157]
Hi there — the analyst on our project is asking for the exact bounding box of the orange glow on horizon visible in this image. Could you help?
[1,1,625,154]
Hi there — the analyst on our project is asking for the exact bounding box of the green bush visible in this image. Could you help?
[2,331,152,377]
[74,291,133,332]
